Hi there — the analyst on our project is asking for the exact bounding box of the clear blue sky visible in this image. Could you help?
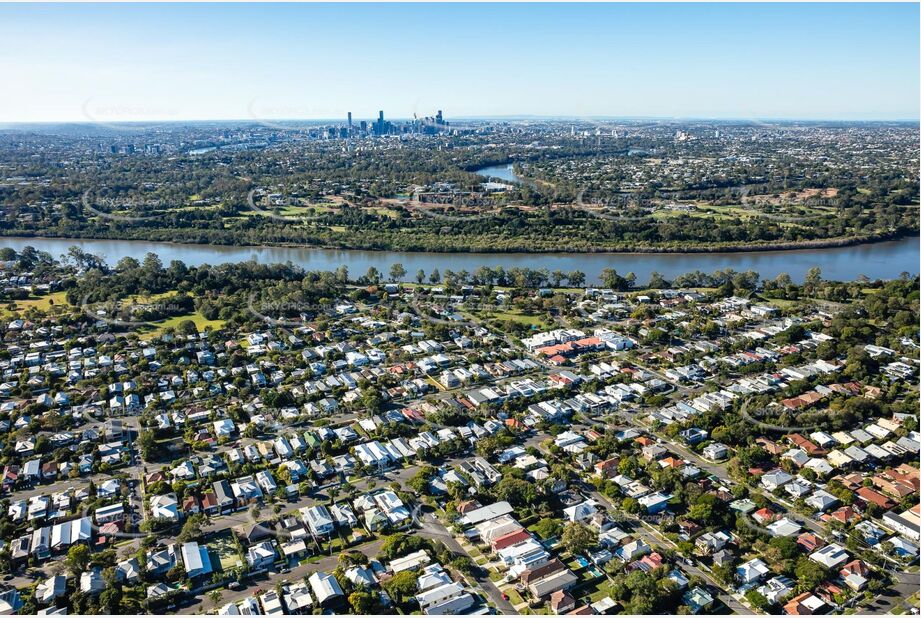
[1,3,918,122]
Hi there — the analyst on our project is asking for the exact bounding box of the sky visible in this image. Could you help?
[1,3,918,123]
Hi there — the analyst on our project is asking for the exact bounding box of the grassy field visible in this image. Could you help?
[122,290,183,304]
[764,298,803,310]
[139,311,226,339]
[473,309,546,327]
[237,203,339,218]
[172,203,221,213]
[1,291,70,316]
[365,206,401,218]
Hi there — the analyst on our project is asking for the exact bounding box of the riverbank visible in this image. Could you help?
[0,228,915,256]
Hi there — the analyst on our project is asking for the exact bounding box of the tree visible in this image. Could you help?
[794,557,829,591]
[769,536,800,561]
[451,555,475,575]
[416,269,425,284]
[532,518,563,540]
[550,270,565,288]
[688,494,721,526]
[493,476,538,508]
[773,272,793,289]
[177,514,205,544]
[408,466,435,495]
[207,590,223,607]
[389,263,406,282]
[359,387,383,414]
[99,587,123,614]
[745,589,770,611]
[365,266,381,284]
[804,267,822,294]
[65,544,91,574]
[382,570,418,605]
[138,430,159,460]
[349,590,379,613]
[66,247,104,270]
[561,522,597,556]
[429,268,441,284]
[567,270,586,288]
[648,271,669,289]
[621,497,640,514]
[600,268,630,291]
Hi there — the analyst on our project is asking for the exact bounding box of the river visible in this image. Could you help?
[476,164,519,183]
[1,236,916,284]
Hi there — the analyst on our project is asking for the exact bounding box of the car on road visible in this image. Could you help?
[227,582,241,590]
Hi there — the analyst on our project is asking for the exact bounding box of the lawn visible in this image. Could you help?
[490,310,545,326]
[765,298,803,309]
[121,289,183,304]
[488,570,506,582]
[208,532,243,571]
[425,375,446,392]
[586,581,616,603]
[471,308,546,328]
[566,558,585,572]
[504,588,525,606]
[1,291,70,316]
[239,204,335,218]
[365,206,401,218]
[139,311,226,339]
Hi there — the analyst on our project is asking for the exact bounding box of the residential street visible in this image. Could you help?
[416,511,518,615]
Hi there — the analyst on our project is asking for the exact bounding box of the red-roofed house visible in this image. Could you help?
[594,458,619,479]
[752,508,779,525]
[492,529,533,552]
[856,487,895,510]
[784,592,826,615]
[550,590,576,614]
[797,532,825,552]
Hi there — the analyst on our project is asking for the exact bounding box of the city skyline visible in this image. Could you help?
[1,3,919,123]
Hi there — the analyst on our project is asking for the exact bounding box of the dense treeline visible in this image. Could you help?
[0,205,914,253]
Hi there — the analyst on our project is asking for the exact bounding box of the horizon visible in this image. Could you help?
[1,3,918,123]
[1,114,919,128]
